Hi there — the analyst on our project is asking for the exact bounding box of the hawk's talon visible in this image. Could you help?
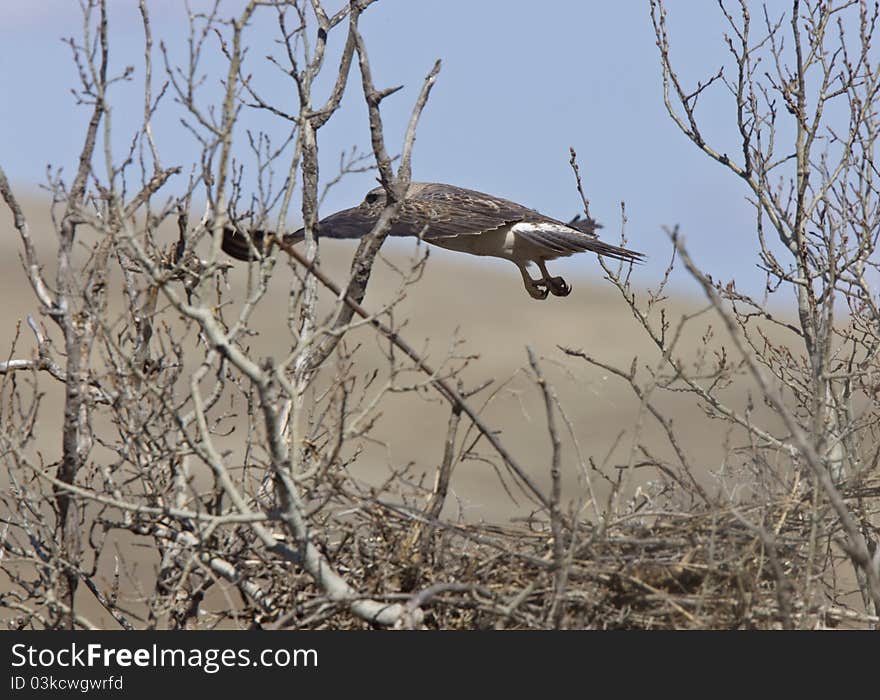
[548,276,571,297]
[535,260,572,299]
[525,280,549,300]
[518,265,550,300]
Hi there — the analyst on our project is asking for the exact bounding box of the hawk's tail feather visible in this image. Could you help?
[583,238,645,264]
[526,226,644,263]
[220,227,304,261]
[563,216,643,263]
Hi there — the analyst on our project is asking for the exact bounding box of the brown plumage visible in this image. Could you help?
[222,182,643,299]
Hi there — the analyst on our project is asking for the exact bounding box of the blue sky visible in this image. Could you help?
[0,1,782,295]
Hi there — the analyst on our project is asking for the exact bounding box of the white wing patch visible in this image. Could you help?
[511,221,596,258]
[511,221,578,236]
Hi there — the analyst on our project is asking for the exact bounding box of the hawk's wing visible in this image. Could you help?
[390,184,533,239]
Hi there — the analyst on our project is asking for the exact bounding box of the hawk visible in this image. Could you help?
[221,182,643,299]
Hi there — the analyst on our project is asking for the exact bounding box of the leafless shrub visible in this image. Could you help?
[564,0,880,626]
[1,0,878,630]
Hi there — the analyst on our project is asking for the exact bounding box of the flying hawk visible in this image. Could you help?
[221,182,643,299]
